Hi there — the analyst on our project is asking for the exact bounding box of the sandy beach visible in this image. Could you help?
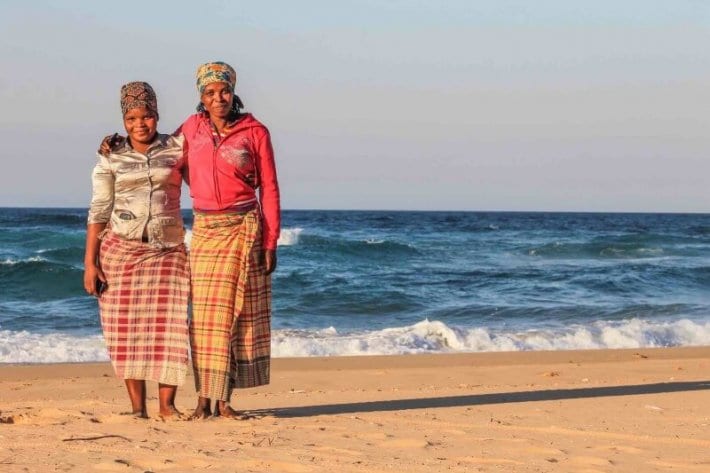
[1,347,710,472]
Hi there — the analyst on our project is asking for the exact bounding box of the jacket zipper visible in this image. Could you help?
[212,142,222,207]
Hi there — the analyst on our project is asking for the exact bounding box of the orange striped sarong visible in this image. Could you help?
[98,231,190,386]
[189,209,271,401]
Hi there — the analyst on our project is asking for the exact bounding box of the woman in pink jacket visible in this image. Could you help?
[101,62,280,420]
[181,62,280,419]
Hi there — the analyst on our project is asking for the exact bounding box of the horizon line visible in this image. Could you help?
[0,205,708,216]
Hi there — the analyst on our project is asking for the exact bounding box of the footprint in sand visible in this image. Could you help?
[648,459,710,471]
[0,414,15,424]
[6,408,75,425]
[91,459,136,472]
[380,438,430,449]
[593,445,644,454]
[455,456,525,466]
[240,459,314,473]
[569,455,615,467]
[309,445,363,457]
[524,446,567,456]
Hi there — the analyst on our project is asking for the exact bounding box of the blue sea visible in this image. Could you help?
[1,208,709,363]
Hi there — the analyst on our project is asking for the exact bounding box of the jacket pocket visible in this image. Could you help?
[110,211,143,240]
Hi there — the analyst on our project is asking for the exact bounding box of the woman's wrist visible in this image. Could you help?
[84,258,99,268]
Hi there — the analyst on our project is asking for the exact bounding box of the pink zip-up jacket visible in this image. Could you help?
[177,113,280,250]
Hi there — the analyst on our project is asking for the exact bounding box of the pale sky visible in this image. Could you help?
[1,0,708,212]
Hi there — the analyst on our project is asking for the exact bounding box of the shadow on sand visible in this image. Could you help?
[247,381,710,418]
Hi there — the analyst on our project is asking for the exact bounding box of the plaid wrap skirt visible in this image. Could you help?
[189,210,271,401]
[98,232,190,386]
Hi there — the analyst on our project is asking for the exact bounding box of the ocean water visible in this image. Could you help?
[1,208,709,363]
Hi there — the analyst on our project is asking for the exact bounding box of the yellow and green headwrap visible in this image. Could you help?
[196,61,237,94]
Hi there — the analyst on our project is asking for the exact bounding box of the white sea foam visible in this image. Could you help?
[278,227,303,246]
[1,256,46,266]
[2,318,709,363]
[272,317,710,357]
[0,330,109,363]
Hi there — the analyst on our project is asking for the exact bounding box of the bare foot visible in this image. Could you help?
[159,405,184,420]
[120,410,149,419]
[188,398,212,420]
[214,401,244,419]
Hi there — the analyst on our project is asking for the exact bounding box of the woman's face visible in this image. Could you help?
[123,107,157,146]
[201,82,233,119]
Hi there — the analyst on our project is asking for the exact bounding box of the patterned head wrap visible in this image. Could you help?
[120,81,158,116]
[196,61,237,94]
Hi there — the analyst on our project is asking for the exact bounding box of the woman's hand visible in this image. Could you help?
[98,133,124,156]
[84,263,107,297]
[263,249,277,275]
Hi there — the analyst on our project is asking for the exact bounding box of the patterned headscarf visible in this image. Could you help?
[196,61,237,94]
[120,81,158,116]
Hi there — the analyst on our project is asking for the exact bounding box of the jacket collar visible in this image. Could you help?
[198,113,254,138]
[114,133,168,154]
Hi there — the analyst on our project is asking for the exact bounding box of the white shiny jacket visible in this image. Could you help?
[87,134,187,247]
